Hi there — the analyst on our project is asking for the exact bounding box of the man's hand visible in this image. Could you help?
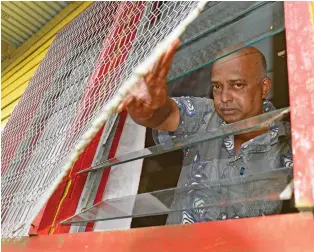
[116,39,181,131]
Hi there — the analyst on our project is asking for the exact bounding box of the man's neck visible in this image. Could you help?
[233,108,267,155]
[234,128,268,155]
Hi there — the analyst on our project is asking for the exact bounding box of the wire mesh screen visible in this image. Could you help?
[168,1,284,81]
[1,1,200,238]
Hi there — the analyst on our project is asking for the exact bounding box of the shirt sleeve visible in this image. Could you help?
[152,96,215,144]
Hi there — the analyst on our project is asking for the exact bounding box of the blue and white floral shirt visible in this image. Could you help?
[153,97,293,224]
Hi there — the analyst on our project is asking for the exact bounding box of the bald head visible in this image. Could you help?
[211,46,271,123]
[214,46,267,77]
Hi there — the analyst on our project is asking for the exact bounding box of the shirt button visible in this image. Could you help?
[240,167,245,176]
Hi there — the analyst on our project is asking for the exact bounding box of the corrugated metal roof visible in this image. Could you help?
[1,1,69,48]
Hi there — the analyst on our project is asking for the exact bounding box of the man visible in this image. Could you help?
[117,40,293,223]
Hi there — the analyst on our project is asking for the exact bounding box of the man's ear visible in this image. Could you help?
[261,77,272,99]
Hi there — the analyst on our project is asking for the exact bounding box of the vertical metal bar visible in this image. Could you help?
[69,114,119,233]
[284,1,314,209]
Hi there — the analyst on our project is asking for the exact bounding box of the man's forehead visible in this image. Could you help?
[213,46,263,67]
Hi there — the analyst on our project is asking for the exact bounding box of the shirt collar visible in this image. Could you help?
[221,100,288,156]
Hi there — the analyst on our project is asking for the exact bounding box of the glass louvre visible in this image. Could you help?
[62,168,292,225]
[79,107,290,174]
[168,2,284,82]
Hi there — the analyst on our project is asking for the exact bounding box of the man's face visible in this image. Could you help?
[211,52,269,123]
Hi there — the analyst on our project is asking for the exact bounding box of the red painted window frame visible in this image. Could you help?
[3,2,314,251]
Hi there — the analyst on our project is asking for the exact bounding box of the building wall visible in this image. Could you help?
[1,2,93,130]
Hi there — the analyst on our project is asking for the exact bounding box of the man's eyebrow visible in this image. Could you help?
[228,79,247,83]
[211,79,247,84]
[211,80,221,85]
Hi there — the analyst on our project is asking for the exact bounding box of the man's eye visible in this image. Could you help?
[234,83,244,89]
[213,85,221,91]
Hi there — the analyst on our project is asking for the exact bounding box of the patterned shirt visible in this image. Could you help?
[153,97,293,224]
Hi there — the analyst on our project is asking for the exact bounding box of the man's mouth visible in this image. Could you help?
[220,108,238,115]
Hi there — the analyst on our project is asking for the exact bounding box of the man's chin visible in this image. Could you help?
[221,114,244,124]
[216,109,245,123]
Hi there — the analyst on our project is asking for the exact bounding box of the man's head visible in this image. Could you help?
[211,46,271,123]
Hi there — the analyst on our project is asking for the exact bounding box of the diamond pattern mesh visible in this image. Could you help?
[1,1,200,238]
[168,1,284,81]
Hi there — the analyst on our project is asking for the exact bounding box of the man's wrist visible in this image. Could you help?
[134,97,173,128]
[151,97,173,127]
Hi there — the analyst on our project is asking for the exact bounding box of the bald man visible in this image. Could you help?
[117,40,293,223]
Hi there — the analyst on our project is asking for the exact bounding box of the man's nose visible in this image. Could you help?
[221,87,232,103]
